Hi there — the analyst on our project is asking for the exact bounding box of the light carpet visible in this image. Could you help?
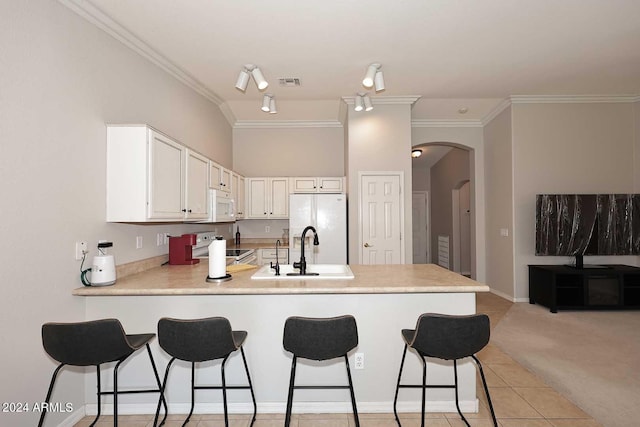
[491,302,640,427]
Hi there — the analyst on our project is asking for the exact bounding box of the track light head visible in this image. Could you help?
[363,63,380,88]
[354,95,364,112]
[261,94,272,112]
[363,94,373,111]
[269,97,277,114]
[252,67,269,90]
[235,69,250,92]
[374,70,385,92]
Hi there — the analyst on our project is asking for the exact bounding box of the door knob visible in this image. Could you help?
[364,243,373,247]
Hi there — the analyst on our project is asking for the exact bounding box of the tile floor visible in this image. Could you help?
[74,293,602,427]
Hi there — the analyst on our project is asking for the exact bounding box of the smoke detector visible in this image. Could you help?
[278,78,301,87]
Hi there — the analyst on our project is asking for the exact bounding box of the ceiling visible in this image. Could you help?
[68,0,640,122]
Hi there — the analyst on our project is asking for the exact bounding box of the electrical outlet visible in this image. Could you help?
[136,236,143,249]
[75,241,88,260]
[163,233,170,245]
[265,225,271,233]
[156,233,162,246]
[354,352,364,369]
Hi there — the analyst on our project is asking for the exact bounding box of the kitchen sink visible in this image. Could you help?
[251,264,354,280]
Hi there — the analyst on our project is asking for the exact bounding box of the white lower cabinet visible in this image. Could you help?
[106,125,209,222]
[258,248,289,265]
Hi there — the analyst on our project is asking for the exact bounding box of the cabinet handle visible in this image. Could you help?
[182,209,186,213]
[188,209,192,213]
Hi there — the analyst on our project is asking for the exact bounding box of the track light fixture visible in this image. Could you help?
[235,68,250,91]
[362,63,385,92]
[363,94,373,111]
[251,67,268,90]
[262,94,272,112]
[354,94,364,112]
[235,64,269,92]
[354,93,373,112]
[260,94,277,113]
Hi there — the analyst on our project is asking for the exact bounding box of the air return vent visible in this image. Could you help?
[278,78,301,87]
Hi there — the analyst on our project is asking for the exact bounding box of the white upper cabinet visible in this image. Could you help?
[231,172,246,219]
[247,177,289,219]
[291,177,344,193]
[210,161,231,194]
[184,149,209,220]
[106,125,209,222]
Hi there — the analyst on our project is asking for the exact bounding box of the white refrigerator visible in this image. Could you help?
[289,193,347,264]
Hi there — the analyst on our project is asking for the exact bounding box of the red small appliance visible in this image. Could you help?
[169,234,200,265]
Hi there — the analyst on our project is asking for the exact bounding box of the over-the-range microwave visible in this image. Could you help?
[201,189,235,223]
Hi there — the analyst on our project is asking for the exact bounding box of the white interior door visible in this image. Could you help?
[412,191,428,263]
[360,173,402,264]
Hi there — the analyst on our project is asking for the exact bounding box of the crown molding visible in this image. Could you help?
[233,120,343,129]
[342,96,421,106]
[412,119,483,128]
[510,95,639,104]
[481,99,512,126]
[58,0,224,106]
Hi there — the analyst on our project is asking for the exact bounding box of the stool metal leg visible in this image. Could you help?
[37,363,65,427]
[93,364,102,426]
[453,360,470,427]
[393,344,408,426]
[114,359,127,427]
[221,354,230,427]
[239,347,257,426]
[185,361,196,425]
[344,354,360,427]
[420,356,427,427]
[145,344,168,426]
[154,357,176,427]
[284,355,297,427]
[472,355,498,427]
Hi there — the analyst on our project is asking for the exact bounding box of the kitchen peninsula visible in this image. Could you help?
[75,264,490,416]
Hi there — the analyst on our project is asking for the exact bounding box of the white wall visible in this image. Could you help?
[483,107,515,299]
[232,127,344,177]
[512,102,637,300]
[347,104,413,263]
[0,1,231,425]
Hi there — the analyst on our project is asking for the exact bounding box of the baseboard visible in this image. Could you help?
[52,407,86,427]
[489,288,517,302]
[84,399,479,416]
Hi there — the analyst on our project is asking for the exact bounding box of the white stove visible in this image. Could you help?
[191,231,256,264]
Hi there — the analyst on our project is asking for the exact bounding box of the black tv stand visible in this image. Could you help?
[529,264,640,313]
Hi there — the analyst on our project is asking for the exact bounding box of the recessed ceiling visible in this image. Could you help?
[67,0,640,121]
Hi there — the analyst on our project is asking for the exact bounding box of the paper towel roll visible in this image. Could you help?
[208,239,227,278]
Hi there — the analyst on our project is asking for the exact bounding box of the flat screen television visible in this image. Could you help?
[535,194,640,268]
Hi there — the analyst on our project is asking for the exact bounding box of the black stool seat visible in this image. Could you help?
[283,315,360,427]
[393,313,497,427]
[39,319,167,427]
[154,317,256,427]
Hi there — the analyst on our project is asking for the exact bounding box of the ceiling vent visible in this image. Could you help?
[278,78,301,87]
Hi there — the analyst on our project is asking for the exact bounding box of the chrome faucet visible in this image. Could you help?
[289,226,319,276]
[270,239,281,276]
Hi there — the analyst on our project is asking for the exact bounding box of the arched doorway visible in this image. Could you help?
[411,142,475,278]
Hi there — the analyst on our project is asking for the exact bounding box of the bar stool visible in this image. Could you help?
[39,319,167,427]
[392,313,497,427]
[282,315,360,427]
[154,317,257,427]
